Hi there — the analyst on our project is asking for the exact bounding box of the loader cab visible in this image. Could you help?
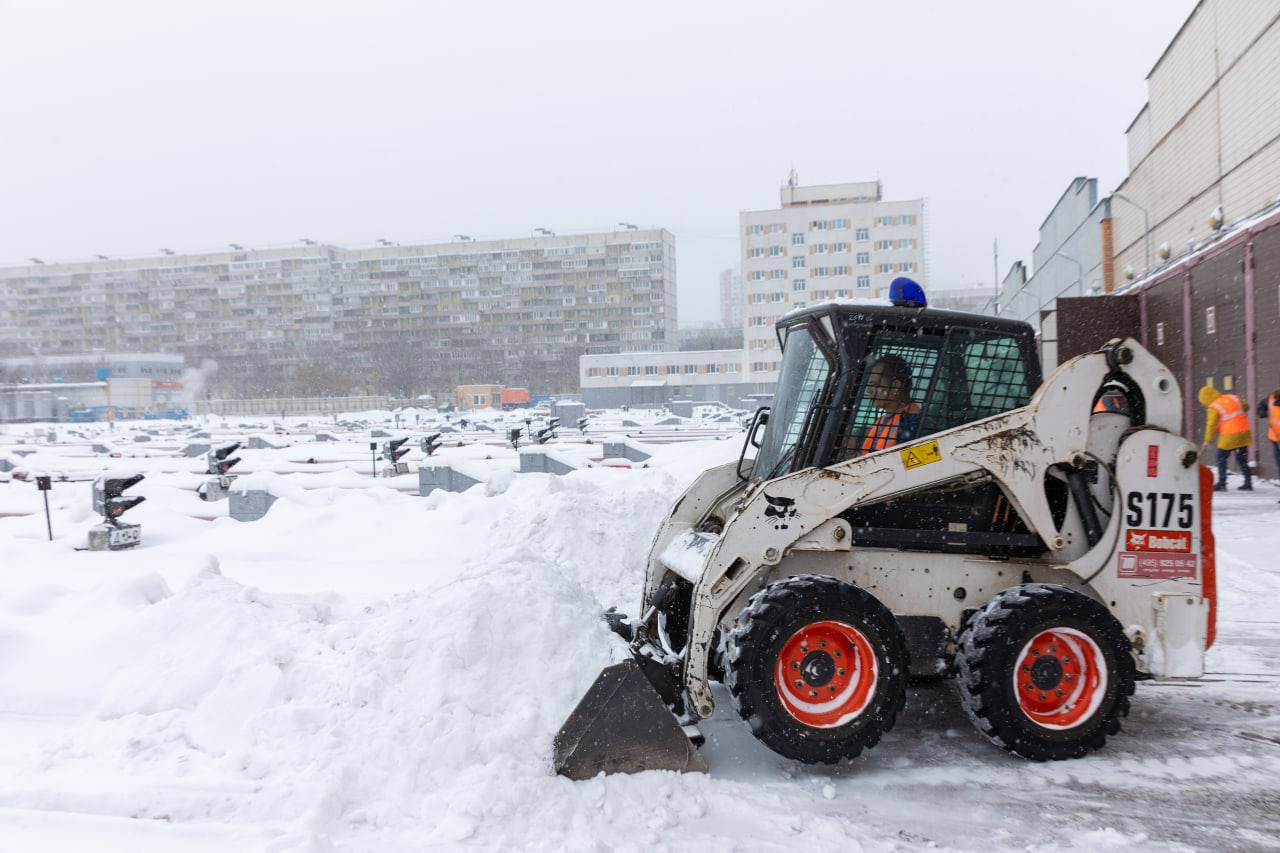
[749,298,1048,556]
[752,299,1043,481]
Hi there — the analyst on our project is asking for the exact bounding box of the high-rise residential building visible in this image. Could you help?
[740,179,926,384]
[0,229,676,396]
[719,268,744,329]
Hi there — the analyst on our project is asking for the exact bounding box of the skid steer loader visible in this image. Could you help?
[554,282,1216,779]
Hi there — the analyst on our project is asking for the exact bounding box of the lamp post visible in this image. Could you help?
[1112,192,1151,274]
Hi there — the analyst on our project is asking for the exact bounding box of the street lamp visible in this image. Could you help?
[1111,192,1151,274]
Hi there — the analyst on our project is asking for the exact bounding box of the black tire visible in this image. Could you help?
[725,575,909,764]
[956,583,1136,761]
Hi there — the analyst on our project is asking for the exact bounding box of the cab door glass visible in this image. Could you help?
[835,329,943,462]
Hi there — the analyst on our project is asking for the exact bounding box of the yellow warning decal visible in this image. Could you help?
[900,440,941,470]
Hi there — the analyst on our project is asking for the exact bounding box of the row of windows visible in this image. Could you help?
[748,218,915,238]
[587,362,742,377]
[750,361,780,372]
[873,239,918,250]
[876,262,919,274]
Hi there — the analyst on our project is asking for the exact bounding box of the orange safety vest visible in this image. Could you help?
[861,404,921,454]
[1093,392,1126,414]
[1210,394,1248,436]
[1268,393,1280,442]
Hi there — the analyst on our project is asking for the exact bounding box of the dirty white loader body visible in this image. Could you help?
[554,299,1215,779]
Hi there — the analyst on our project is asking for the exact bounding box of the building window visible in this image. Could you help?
[856,253,870,265]
[875,240,893,250]
[856,275,871,289]
[770,270,786,279]
[792,257,805,268]
[769,246,785,257]
[877,263,894,273]
[899,214,916,225]
[831,242,849,253]
[810,243,827,254]
[812,266,828,277]
[897,238,915,249]
[684,364,697,373]
[768,223,785,234]
[751,316,769,326]
[792,301,805,309]
[749,247,764,258]
[793,278,807,292]
[606,366,619,376]
[1155,322,1165,346]
[791,233,805,246]
[810,220,828,230]
[706,364,720,374]
[770,292,785,302]
[626,366,639,376]
[644,365,658,375]
[855,228,869,241]
[750,271,764,281]
[747,224,764,235]
[897,262,914,272]
[833,218,850,228]
[1206,306,1216,335]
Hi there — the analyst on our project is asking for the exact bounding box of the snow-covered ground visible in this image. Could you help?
[0,416,1278,851]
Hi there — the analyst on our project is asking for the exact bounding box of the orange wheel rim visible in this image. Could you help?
[773,620,878,729]
[1012,627,1108,730]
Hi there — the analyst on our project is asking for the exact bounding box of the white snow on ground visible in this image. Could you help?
[0,416,1278,851]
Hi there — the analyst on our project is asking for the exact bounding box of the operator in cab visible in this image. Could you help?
[856,354,923,454]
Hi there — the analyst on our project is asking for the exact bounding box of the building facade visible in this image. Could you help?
[740,179,926,385]
[997,177,1114,367]
[1055,203,1280,477]
[0,229,677,398]
[1113,1,1280,284]
[579,348,751,408]
[719,268,744,329]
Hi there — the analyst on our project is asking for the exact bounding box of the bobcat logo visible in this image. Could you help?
[1127,531,1147,550]
[763,493,798,529]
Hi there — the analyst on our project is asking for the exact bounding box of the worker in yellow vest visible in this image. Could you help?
[1256,387,1280,485]
[1199,385,1253,492]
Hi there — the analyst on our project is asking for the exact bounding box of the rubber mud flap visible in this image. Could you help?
[553,659,708,780]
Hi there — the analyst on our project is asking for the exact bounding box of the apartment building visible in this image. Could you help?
[0,229,676,397]
[719,268,744,329]
[1113,0,1280,281]
[579,348,749,408]
[741,180,926,384]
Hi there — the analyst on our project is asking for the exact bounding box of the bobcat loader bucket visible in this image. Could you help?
[553,656,707,779]
[554,609,706,779]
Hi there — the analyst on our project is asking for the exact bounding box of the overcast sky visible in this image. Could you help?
[1,0,1194,325]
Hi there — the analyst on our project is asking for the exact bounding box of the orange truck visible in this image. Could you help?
[499,387,531,409]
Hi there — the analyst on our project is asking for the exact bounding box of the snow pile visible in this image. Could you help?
[0,439,1278,851]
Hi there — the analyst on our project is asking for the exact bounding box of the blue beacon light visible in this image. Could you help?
[888,277,927,308]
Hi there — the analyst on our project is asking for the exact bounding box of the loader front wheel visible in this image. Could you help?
[725,575,908,764]
[956,583,1136,761]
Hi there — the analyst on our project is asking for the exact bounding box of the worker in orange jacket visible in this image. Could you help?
[1199,385,1253,492]
[1256,386,1280,488]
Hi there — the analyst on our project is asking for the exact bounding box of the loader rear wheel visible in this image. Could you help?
[725,575,908,764]
[956,583,1136,761]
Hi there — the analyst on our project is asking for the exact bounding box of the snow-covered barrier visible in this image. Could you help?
[518,447,583,475]
[602,439,652,464]
[418,462,482,496]
[183,442,211,458]
[229,489,276,522]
